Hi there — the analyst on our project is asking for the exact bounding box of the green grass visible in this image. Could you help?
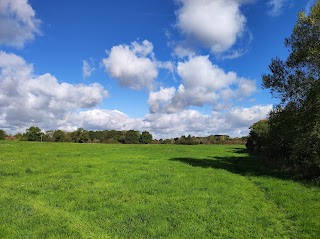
[0,141,319,238]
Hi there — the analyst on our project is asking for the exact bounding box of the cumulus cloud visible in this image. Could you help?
[236,78,257,97]
[0,52,269,139]
[145,105,271,138]
[60,109,146,133]
[226,105,273,128]
[0,0,41,48]
[0,51,108,133]
[54,105,272,139]
[148,55,257,113]
[175,0,247,54]
[0,52,263,139]
[144,110,220,138]
[82,59,95,79]
[102,40,158,90]
[148,87,176,113]
[267,0,290,16]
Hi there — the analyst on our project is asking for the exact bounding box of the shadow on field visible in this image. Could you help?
[170,148,290,180]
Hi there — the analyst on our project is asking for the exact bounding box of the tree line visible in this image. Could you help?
[246,1,320,179]
[10,127,153,144]
[0,127,246,145]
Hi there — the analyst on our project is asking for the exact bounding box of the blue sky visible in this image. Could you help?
[0,0,317,139]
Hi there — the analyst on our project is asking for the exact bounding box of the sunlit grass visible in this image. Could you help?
[0,141,319,238]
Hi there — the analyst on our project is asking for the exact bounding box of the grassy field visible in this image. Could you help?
[0,141,319,238]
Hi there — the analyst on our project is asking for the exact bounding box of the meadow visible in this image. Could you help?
[0,141,319,238]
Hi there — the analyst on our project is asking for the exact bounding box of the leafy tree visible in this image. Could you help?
[262,1,320,178]
[124,130,140,144]
[139,131,153,144]
[70,128,89,143]
[14,132,26,141]
[178,135,198,145]
[43,130,54,142]
[53,130,67,142]
[246,120,269,153]
[25,126,42,141]
[0,130,6,140]
[105,130,122,143]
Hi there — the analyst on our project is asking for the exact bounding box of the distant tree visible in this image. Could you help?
[178,135,186,144]
[139,131,153,144]
[70,128,89,143]
[0,130,6,140]
[124,130,140,144]
[246,120,269,153]
[178,135,198,145]
[150,139,158,144]
[106,130,122,143]
[14,133,26,141]
[43,130,54,142]
[25,126,42,141]
[163,139,174,144]
[53,130,67,142]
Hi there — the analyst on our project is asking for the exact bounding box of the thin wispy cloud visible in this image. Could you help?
[305,0,317,14]
[82,59,95,79]
[267,0,290,16]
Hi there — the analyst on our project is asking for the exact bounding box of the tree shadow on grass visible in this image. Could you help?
[169,148,294,181]
[231,148,249,154]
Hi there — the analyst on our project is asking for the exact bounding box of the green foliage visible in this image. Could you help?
[162,135,244,145]
[0,141,319,238]
[0,130,6,140]
[13,126,247,145]
[14,132,27,141]
[262,1,320,178]
[139,131,152,144]
[25,126,42,141]
[124,130,140,144]
[246,120,269,153]
[69,128,89,143]
[43,130,54,142]
[52,130,67,142]
[178,135,199,145]
[263,0,320,106]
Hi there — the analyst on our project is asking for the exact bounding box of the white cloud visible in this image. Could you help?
[82,59,95,79]
[236,78,257,97]
[174,45,196,58]
[0,0,41,48]
[0,51,108,133]
[148,55,257,113]
[0,52,261,138]
[226,105,273,128]
[102,40,158,90]
[148,87,176,113]
[177,56,237,91]
[267,0,290,16]
[176,0,247,54]
[156,61,174,72]
[144,110,219,138]
[60,109,146,133]
[55,105,272,139]
[144,105,272,138]
[0,52,269,138]
[149,105,272,138]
